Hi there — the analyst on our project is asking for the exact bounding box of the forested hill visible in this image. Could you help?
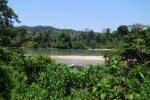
[22,25,79,34]
[11,24,147,49]
[21,25,60,33]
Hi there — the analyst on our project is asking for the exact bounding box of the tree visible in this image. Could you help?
[0,0,20,46]
[11,27,27,47]
[96,34,102,43]
[102,28,111,35]
[129,24,146,32]
[58,30,72,48]
[117,25,129,37]
[113,27,150,76]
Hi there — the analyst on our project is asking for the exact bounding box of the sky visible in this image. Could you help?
[8,0,150,32]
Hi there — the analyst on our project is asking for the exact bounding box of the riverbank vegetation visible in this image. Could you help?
[0,0,150,99]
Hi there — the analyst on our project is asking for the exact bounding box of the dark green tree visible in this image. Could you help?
[110,27,150,76]
[58,30,72,48]
[11,27,27,47]
[0,0,20,46]
[117,25,129,37]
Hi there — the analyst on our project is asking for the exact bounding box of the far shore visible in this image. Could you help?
[87,48,112,51]
[24,47,112,50]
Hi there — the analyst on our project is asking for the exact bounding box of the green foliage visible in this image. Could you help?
[117,25,129,37]
[1,26,150,99]
[118,27,150,69]
[92,76,142,100]
[0,50,150,99]
[0,0,20,46]
[1,0,150,99]
[0,63,12,100]
[11,26,119,49]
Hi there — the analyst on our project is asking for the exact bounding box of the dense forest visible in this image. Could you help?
[1,0,150,100]
[11,25,140,49]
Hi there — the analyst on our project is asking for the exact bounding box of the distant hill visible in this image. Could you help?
[19,25,100,36]
[21,25,83,33]
[21,25,60,33]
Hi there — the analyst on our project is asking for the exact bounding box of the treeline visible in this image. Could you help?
[11,24,147,49]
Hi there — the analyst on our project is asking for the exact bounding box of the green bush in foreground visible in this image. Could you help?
[0,54,150,99]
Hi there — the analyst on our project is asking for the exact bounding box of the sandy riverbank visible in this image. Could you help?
[50,56,105,62]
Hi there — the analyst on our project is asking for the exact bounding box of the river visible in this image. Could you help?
[24,48,106,66]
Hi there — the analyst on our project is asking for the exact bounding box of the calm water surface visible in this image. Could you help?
[24,48,104,56]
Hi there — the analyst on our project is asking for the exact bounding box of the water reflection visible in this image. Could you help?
[24,48,104,56]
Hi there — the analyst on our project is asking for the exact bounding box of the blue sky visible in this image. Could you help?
[8,0,150,32]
